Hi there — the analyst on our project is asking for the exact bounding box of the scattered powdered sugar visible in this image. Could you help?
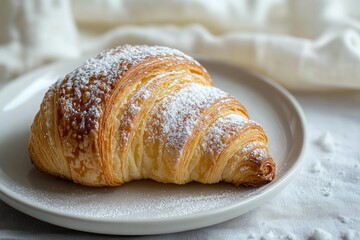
[260,230,276,240]
[55,45,194,137]
[241,141,261,153]
[118,70,188,148]
[340,230,357,240]
[310,162,323,173]
[338,215,351,224]
[320,181,334,197]
[202,114,249,156]
[249,148,269,161]
[316,131,335,152]
[149,83,228,159]
[4,179,262,220]
[309,228,333,240]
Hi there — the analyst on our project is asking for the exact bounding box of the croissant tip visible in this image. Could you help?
[231,157,276,187]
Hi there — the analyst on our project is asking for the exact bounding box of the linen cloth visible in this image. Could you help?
[1,0,360,90]
[0,0,360,239]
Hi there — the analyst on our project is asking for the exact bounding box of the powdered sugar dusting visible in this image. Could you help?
[148,83,228,160]
[316,131,335,152]
[242,141,262,153]
[309,229,333,240]
[202,114,249,157]
[201,115,266,161]
[250,148,269,161]
[55,45,194,138]
[118,70,188,148]
[4,180,261,220]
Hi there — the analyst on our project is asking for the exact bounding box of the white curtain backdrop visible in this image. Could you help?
[1,0,360,90]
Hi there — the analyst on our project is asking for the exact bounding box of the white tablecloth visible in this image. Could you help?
[1,91,359,240]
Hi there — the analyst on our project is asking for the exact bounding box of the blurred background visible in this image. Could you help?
[1,0,360,90]
[0,0,359,239]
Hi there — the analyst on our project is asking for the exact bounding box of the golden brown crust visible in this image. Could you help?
[29,45,275,187]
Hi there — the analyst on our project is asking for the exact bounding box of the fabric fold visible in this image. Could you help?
[1,0,360,90]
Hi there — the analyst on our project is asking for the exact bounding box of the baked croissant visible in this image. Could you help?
[29,45,275,187]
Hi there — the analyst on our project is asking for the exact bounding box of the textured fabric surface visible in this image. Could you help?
[1,0,360,90]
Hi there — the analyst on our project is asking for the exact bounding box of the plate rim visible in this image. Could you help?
[0,58,307,234]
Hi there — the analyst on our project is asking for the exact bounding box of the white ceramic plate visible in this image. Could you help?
[0,59,306,235]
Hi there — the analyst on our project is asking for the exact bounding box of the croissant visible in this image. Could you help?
[29,45,275,187]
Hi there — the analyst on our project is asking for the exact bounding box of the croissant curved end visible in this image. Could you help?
[245,158,276,187]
